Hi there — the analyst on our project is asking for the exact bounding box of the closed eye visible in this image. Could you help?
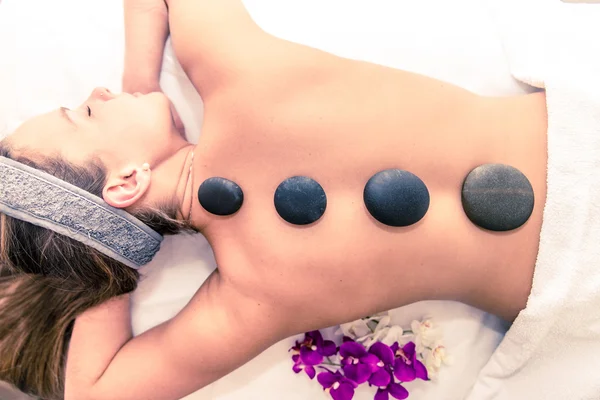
[86,106,92,117]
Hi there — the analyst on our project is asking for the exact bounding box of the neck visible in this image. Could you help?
[178,146,197,227]
[144,144,210,230]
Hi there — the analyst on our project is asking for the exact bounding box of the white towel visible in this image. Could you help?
[468,1,600,399]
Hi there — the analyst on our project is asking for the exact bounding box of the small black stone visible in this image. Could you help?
[363,169,430,227]
[462,164,534,231]
[198,177,244,216]
[274,176,327,225]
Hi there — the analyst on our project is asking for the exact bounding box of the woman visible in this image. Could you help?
[0,0,548,399]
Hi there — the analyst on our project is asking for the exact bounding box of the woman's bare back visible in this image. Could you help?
[167,0,548,330]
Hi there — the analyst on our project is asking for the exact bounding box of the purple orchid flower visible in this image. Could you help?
[339,341,372,384]
[317,369,358,400]
[291,354,317,379]
[339,341,396,385]
[374,375,410,400]
[290,331,337,379]
[390,342,428,382]
[366,342,395,387]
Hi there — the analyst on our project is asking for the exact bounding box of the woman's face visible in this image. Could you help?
[8,87,189,168]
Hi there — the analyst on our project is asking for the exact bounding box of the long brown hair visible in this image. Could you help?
[0,141,187,399]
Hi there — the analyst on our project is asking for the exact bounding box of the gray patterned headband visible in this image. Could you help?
[0,156,163,269]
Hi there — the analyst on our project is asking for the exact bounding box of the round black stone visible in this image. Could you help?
[274,176,327,225]
[198,177,244,216]
[462,164,534,231]
[363,169,430,227]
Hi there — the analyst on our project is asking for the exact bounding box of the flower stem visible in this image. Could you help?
[322,362,341,367]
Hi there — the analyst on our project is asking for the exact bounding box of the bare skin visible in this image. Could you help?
[170,0,547,326]
[59,0,549,399]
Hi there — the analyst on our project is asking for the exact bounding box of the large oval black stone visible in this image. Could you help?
[274,176,327,225]
[462,164,534,231]
[363,169,430,227]
[198,177,244,216]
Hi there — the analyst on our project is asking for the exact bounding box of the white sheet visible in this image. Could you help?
[0,1,531,399]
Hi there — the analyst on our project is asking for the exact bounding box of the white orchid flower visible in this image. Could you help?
[336,318,372,339]
[410,319,441,353]
[423,342,452,380]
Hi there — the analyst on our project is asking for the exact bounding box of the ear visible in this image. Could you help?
[102,164,151,209]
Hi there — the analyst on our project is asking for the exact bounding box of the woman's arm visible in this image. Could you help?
[122,0,169,93]
[65,272,281,400]
[122,0,185,132]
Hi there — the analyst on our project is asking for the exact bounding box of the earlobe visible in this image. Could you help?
[103,165,151,209]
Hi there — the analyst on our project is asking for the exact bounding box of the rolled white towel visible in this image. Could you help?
[468,1,600,399]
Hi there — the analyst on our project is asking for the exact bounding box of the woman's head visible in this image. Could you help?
[0,90,193,399]
[12,87,187,167]
[9,87,191,210]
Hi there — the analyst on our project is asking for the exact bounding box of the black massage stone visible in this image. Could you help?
[274,176,327,225]
[198,177,244,216]
[462,164,534,231]
[363,169,430,227]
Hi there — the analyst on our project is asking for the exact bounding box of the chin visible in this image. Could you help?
[144,91,171,109]
[141,93,174,121]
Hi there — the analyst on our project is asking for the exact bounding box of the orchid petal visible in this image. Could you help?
[374,315,392,332]
[374,389,390,400]
[402,342,416,359]
[339,322,355,338]
[310,330,324,347]
[390,342,399,354]
[343,363,372,384]
[320,340,337,357]
[292,354,300,363]
[369,369,391,387]
[410,320,421,334]
[331,382,355,400]
[340,341,368,358]
[355,333,376,344]
[292,363,303,374]
[360,353,380,366]
[300,346,324,366]
[393,359,416,382]
[369,328,389,346]
[388,383,409,400]
[346,377,359,389]
[370,342,395,365]
[353,319,373,338]
[414,359,429,381]
[305,365,316,380]
[317,371,337,389]
[381,326,404,347]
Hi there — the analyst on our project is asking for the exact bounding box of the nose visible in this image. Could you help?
[91,87,115,101]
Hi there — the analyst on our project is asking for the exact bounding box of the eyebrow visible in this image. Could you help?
[59,107,76,127]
